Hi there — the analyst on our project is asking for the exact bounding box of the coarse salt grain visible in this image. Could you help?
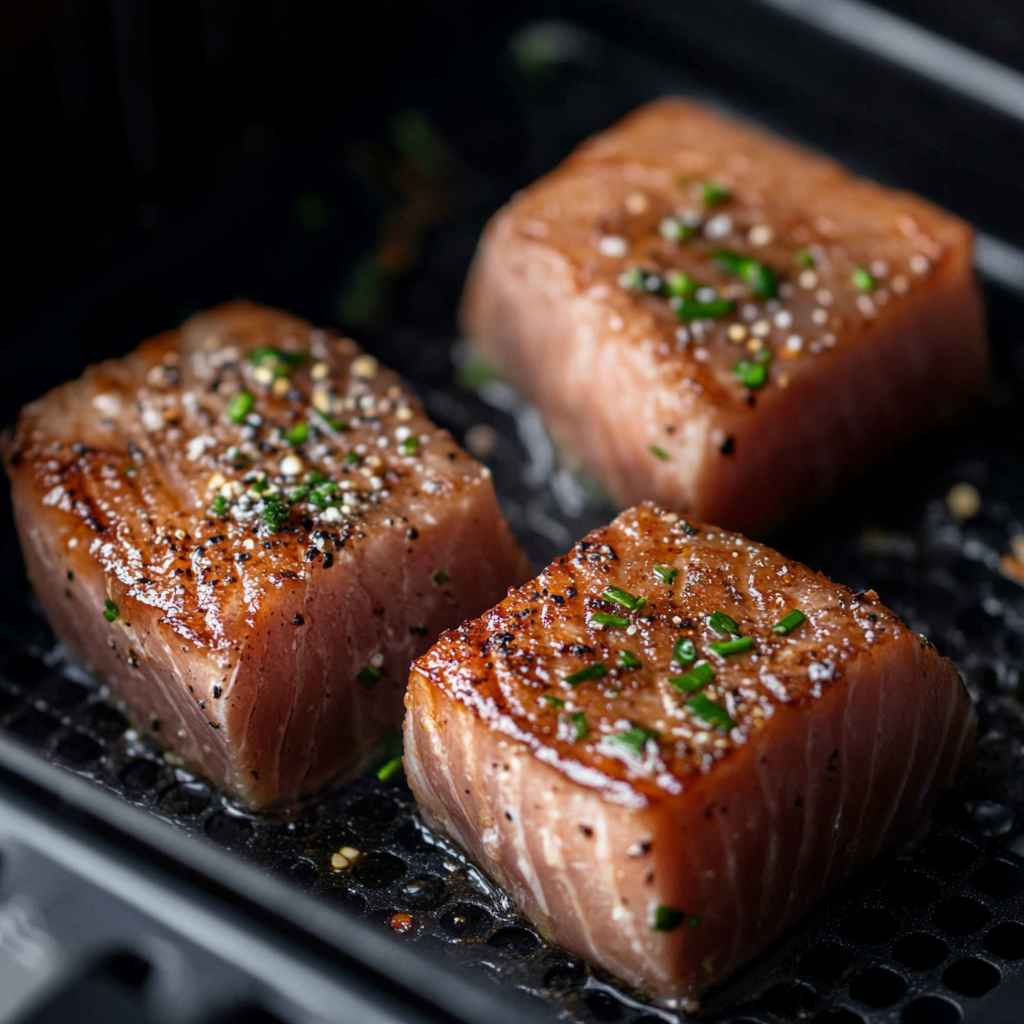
[351,354,379,380]
[812,308,829,325]
[798,269,818,289]
[785,334,803,353]
[748,224,774,247]
[751,320,771,338]
[892,275,909,294]
[910,254,931,275]
[774,310,793,329]
[704,213,732,239]
[279,454,304,477]
[625,192,649,214]
[727,324,747,343]
[311,362,330,380]
[598,235,628,257]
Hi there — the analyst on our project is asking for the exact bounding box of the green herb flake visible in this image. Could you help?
[733,358,769,390]
[660,218,697,244]
[344,450,362,465]
[852,266,875,292]
[617,650,642,670]
[664,270,698,298]
[124,466,137,478]
[670,662,714,693]
[672,637,696,665]
[712,250,779,300]
[687,914,700,930]
[772,609,807,636]
[356,664,384,689]
[225,390,255,424]
[701,180,731,207]
[103,599,119,623]
[376,756,404,782]
[210,494,229,516]
[260,497,290,532]
[686,693,736,731]
[606,725,659,756]
[653,564,679,585]
[619,267,647,291]
[309,481,339,508]
[251,476,271,495]
[797,249,816,267]
[603,586,646,612]
[542,695,566,709]
[284,421,309,446]
[709,636,756,657]
[675,297,736,322]
[570,711,589,741]
[399,436,421,456]
[653,905,686,932]
[250,346,308,375]
[591,612,632,629]
[564,662,608,687]
[649,445,669,461]
[708,610,740,636]
[432,569,451,587]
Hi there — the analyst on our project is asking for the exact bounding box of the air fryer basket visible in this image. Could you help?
[3,3,1024,1022]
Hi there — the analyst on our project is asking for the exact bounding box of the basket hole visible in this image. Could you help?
[204,812,254,847]
[102,951,151,991]
[838,907,899,944]
[756,980,818,1018]
[159,782,211,816]
[346,795,397,831]
[3,653,46,686]
[54,730,102,767]
[400,873,447,909]
[119,759,164,792]
[969,860,1024,899]
[439,902,491,938]
[40,678,89,709]
[931,896,990,935]
[0,688,17,717]
[542,959,586,990]
[82,703,128,738]
[797,941,856,984]
[7,707,58,742]
[891,932,948,970]
[351,850,406,889]
[211,1009,287,1024]
[487,926,538,956]
[882,869,940,910]
[942,957,1000,997]
[984,921,1024,959]
[849,967,907,1008]
[901,996,961,1024]
[918,835,977,873]
[812,1009,864,1024]
[582,990,623,1021]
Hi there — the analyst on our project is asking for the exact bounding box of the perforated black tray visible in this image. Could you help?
[4,3,1024,1022]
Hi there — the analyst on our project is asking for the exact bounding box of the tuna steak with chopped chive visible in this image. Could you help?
[404,502,975,1004]
[461,98,987,530]
[2,301,529,809]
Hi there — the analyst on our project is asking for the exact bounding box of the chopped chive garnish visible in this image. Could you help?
[660,218,697,244]
[260,497,290,532]
[345,450,361,465]
[672,637,696,665]
[797,248,816,267]
[309,481,339,507]
[701,180,730,207]
[653,905,685,932]
[709,636,756,657]
[606,725,659,756]
[570,711,589,741]
[603,586,645,612]
[679,519,697,536]
[288,483,310,502]
[103,599,118,623]
[249,346,308,373]
[377,756,403,782]
[314,412,348,432]
[686,693,736,731]
[251,476,271,495]
[565,662,608,687]
[708,610,740,636]
[542,695,566,708]
[733,357,769,390]
[675,297,736,321]
[649,445,669,461]
[210,494,229,516]
[225,390,255,424]
[664,270,698,297]
[284,421,309,446]
[772,609,807,635]
[399,436,421,456]
[356,665,383,689]
[670,662,714,693]
[852,266,875,292]
[712,250,778,300]
[617,650,642,670]
[619,267,647,290]
[653,564,679,585]
[590,612,632,628]
[432,569,451,586]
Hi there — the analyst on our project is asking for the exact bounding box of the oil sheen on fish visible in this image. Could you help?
[461,98,987,531]
[3,301,530,810]
[404,502,975,1004]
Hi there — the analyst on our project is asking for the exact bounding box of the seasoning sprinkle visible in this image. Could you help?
[606,725,659,755]
[701,181,730,207]
[542,695,566,708]
[356,665,383,689]
[377,756,404,782]
[675,297,736,321]
[672,637,696,665]
[225,390,255,424]
[670,662,714,693]
[653,905,685,932]
[617,650,642,669]
[260,497,290,532]
[649,445,669,461]
[708,610,740,636]
[210,494,229,516]
[653,564,678,585]
[432,569,451,586]
[664,270,698,298]
[713,250,779,300]
[733,357,769,390]
[796,249,816,267]
[283,421,309,446]
[660,218,698,243]
[570,711,589,741]
[709,636,756,657]
[565,662,608,687]
[852,266,875,292]
[399,436,421,456]
[603,586,646,612]
[772,609,807,635]
[103,599,119,623]
[590,612,632,629]
[686,693,736,731]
